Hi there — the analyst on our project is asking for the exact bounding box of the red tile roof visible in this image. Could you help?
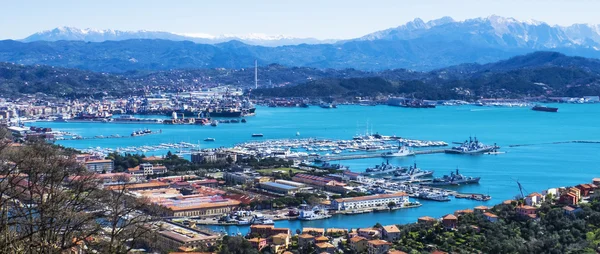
[368,239,392,246]
[442,214,458,220]
[483,212,498,218]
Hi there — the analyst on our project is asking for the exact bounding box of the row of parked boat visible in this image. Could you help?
[233,136,448,159]
[80,141,200,156]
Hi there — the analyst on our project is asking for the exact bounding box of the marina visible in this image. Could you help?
[21,104,600,235]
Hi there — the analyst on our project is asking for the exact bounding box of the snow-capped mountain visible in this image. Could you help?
[21,27,337,46]
[355,15,600,50]
[176,32,337,46]
[10,16,600,72]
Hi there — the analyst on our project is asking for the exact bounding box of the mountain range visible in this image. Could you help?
[7,15,600,72]
[21,27,336,47]
[254,52,600,99]
[3,52,600,99]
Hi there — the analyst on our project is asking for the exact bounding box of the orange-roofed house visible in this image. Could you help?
[143,156,164,162]
[358,227,381,239]
[248,237,267,251]
[563,205,583,216]
[560,191,579,206]
[503,200,515,205]
[315,235,329,243]
[525,192,544,206]
[298,234,315,248]
[483,212,499,223]
[326,228,347,236]
[473,206,489,213]
[442,214,458,229]
[516,205,537,218]
[349,236,368,253]
[569,187,581,200]
[381,225,401,242]
[367,239,392,254]
[388,250,407,254]
[303,227,325,236]
[576,184,594,197]
[418,216,438,225]
[250,225,290,238]
[315,242,336,254]
[454,209,474,217]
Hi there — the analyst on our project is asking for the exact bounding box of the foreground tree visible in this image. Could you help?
[0,138,102,252]
[0,128,164,253]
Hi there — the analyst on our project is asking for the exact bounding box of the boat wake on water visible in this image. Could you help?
[508,140,600,147]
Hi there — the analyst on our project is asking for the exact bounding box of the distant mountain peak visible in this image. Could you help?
[356,15,600,50]
[22,27,338,47]
[427,16,455,26]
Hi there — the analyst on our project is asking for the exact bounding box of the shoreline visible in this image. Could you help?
[185,203,424,226]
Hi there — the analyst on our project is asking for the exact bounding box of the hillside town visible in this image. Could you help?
[1,129,594,253]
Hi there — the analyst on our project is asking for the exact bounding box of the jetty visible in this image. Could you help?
[313,149,446,161]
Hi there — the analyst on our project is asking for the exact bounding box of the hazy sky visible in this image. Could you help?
[2,0,600,40]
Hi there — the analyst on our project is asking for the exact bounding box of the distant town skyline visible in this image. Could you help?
[3,0,600,40]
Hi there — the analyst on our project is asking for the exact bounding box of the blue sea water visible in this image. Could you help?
[29,104,600,234]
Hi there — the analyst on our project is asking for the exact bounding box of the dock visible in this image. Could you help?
[313,149,446,161]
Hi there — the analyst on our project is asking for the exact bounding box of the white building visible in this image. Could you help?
[85,159,114,173]
[525,192,544,206]
[331,192,409,211]
[128,163,167,176]
[542,188,559,199]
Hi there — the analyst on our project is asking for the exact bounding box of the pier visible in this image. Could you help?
[313,148,447,161]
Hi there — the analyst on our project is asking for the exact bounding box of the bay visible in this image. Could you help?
[29,104,600,234]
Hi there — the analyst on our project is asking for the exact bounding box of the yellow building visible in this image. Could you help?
[271,233,290,253]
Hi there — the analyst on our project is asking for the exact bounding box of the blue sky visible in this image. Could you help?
[2,0,600,40]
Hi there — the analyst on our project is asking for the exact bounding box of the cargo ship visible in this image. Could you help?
[421,169,480,186]
[445,137,498,154]
[532,105,558,112]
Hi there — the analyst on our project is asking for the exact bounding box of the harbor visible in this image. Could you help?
[18,104,600,234]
